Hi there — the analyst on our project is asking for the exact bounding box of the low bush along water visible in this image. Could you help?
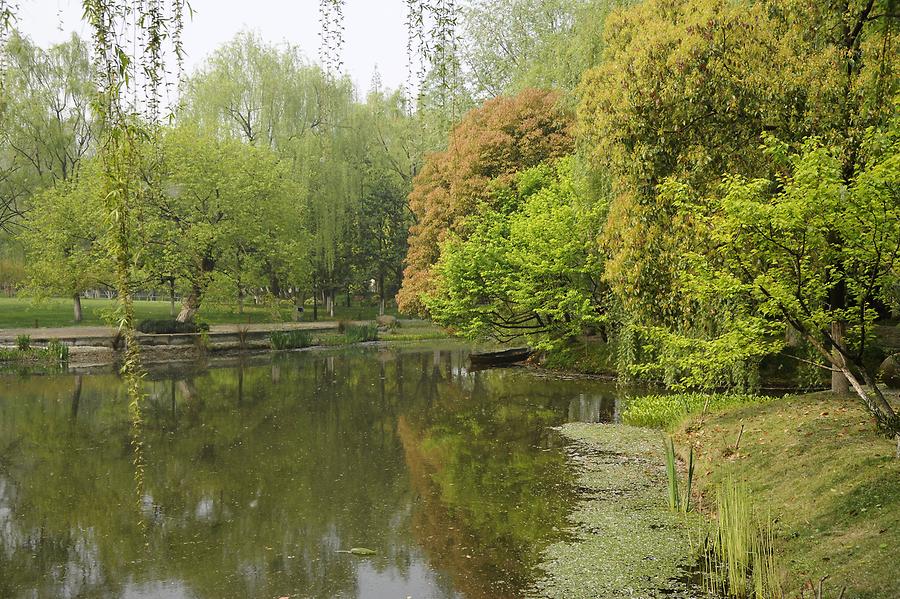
[270,329,313,350]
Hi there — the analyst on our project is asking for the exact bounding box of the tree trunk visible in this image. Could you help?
[169,278,176,318]
[346,287,351,308]
[313,289,318,321]
[831,320,849,394]
[177,286,201,323]
[379,273,385,316]
[328,290,335,318]
[72,293,83,323]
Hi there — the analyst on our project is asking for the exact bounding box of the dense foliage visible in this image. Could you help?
[399,0,899,433]
[398,88,574,314]
[0,0,897,432]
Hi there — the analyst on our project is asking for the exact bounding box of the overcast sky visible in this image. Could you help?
[15,0,411,91]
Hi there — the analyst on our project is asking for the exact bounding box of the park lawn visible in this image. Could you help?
[0,297,399,329]
[675,392,899,598]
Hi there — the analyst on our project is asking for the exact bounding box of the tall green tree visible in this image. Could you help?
[144,126,306,322]
[19,161,110,321]
[579,0,898,392]
[0,32,93,233]
[426,157,607,346]
[398,88,575,316]
[661,125,900,435]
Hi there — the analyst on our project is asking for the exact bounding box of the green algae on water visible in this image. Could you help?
[529,423,700,599]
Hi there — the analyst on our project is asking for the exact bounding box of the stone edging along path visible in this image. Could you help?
[529,423,699,599]
[0,322,349,367]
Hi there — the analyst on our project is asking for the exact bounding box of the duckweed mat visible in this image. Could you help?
[529,422,701,598]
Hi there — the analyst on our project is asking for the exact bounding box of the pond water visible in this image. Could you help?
[0,343,631,599]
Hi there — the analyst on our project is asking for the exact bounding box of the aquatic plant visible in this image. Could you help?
[664,436,694,513]
[344,323,378,343]
[1,338,69,365]
[16,334,30,351]
[45,338,69,363]
[696,478,783,599]
[623,393,767,429]
[270,329,313,350]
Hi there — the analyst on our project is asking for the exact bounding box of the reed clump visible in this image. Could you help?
[695,478,783,599]
[664,436,695,512]
[344,323,378,343]
[270,329,313,350]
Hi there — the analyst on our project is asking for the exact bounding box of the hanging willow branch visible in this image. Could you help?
[318,0,345,76]
[81,0,186,533]
[402,0,461,116]
[405,0,426,101]
[428,0,459,115]
[0,0,17,90]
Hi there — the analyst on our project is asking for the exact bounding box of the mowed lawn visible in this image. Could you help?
[0,297,398,329]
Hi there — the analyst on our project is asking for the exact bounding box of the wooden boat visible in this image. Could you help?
[468,347,532,368]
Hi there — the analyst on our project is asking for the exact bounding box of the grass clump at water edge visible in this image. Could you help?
[694,478,783,599]
[0,337,69,365]
[343,323,378,343]
[623,393,768,429]
[270,329,313,350]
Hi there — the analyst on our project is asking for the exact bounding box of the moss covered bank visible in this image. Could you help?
[674,392,899,598]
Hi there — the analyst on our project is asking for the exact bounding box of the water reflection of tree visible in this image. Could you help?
[0,356,424,598]
[0,347,610,598]
[397,358,577,599]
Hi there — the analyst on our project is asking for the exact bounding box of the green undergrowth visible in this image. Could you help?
[529,423,698,598]
[675,392,900,598]
[342,323,378,343]
[540,338,618,376]
[0,338,69,365]
[623,393,769,430]
[269,329,313,350]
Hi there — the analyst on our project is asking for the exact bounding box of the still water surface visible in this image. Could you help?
[0,343,627,598]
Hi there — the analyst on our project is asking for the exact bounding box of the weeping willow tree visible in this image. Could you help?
[78,0,186,529]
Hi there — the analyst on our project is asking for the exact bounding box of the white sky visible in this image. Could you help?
[14,0,411,92]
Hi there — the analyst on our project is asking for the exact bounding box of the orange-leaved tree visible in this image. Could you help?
[397,88,574,315]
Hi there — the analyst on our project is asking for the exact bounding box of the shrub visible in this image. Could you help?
[344,323,378,343]
[16,334,30,351]
[270,329,312,350]
[622,393,767,429]
[137,319,209,334]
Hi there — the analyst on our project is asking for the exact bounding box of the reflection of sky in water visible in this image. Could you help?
[121,581,197,599]
[0,343,638,598]
[355,556,462,599]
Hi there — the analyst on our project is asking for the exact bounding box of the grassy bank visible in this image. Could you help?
[530,423,697,598]
[0,297,399,329]
[675,392,899,598]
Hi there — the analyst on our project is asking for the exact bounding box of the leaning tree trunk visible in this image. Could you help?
[831,320,850,394]
[73,292,83,323]
[176,285,201,323]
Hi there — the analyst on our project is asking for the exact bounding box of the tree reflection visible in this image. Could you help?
[0,345,618,598]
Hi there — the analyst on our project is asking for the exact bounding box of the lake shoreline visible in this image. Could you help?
[529,422,698,599]
[673,391,900,598]
[0,320,451,370]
